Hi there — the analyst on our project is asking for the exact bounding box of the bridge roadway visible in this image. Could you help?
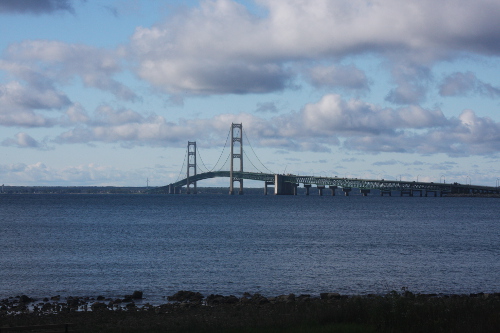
[155,171,500,196]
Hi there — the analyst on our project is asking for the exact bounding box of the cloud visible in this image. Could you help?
[0,0,77,15]
[300,94,447,136]
[439,71,500,98]
[3,41,137,101]
[48,93,499,157]
[305,64,369,92]
[372,159,401,166]
[343,109,500,156]
[128,0,500,95]
[385,63,432,105]
[255,102,279,113]
[0,81,65,127]
[1,132,43,149]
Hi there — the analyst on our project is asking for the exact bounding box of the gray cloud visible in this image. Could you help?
[305,64,370,92]
[385,63,432,105]
[128,0,500,95]
[439,71,500,98]
[255,102,279,113]
[3,41,137,101]
[0,81,65,127]
[0,0,78,14]
[1,132,42,149]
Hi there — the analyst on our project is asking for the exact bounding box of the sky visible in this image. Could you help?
[1,0,499,188]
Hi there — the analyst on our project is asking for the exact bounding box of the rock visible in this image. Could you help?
[132,291,143,299]
[67,298,80,307]
[19,295,33,303]
[275,294,295,303]
[167,290,204,303]
[91,302,108,311]
[320,292,341,300]
[251,294,269,305]
[206,294,238,305]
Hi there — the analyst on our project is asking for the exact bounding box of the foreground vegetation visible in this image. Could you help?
[2,291,499,332]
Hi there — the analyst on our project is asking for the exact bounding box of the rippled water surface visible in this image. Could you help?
[1,194,499,303]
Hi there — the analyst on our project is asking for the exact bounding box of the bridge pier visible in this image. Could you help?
[329,186,337,196]
[304,184,311,195]
[400,190,412,197]
[317,185,325,196]
[274,174,295,195]
[343,187,351,196]
[264,181,274,195]
[361,189,370,196]
[168,184,181,194]
[412,189,423,197]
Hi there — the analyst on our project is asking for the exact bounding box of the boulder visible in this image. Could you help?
[91,302,108,311]
[167,290,204,303]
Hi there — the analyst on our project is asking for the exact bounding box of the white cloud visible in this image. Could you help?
[0,81,63,127]
[128,0,500,95]
[3,40,137,101]
[300,94,446,135]
[47,94,499,157]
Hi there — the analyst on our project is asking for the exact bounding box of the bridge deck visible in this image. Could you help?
[154,172,499,195]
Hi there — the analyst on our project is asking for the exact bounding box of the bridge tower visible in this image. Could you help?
[229,123,243,195]
[186,141,197,194]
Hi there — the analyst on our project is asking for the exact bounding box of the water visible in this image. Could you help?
[1,194,499,304]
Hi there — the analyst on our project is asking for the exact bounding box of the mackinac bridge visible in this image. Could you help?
[154,123,500,197]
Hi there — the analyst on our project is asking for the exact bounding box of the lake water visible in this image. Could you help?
[1,194,499,304]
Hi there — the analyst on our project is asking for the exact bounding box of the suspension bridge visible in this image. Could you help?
[154,123,500,196]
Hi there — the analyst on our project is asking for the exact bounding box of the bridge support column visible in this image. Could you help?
[274,174,295,195]
[229,123,243,195]
[264,181,274,195]
[411,189,423,197]
[329,186,337,196]
[186,141,197,194]
[317,185,325,196]
[343,187,351,196]
[304,184,311,195]
[293,184,298,195]
[168,184,181,194]
[361,189,370,196]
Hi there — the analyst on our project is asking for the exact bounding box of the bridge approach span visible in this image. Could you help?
[155,172,499,196]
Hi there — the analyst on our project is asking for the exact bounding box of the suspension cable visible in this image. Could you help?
[242,128,274,174]
[196,147,211,173]
[220,151,231,171]
[207,127,232,172]
[175,147,188,182]
[243,150,263,173]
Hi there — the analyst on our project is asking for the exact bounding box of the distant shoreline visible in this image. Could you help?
[2,186,499,197]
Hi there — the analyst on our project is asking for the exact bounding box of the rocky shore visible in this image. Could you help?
[2,290,500,332]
